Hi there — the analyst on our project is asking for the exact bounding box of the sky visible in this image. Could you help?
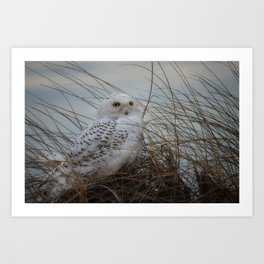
[25,61,239,139]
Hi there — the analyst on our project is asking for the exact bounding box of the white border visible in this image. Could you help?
[11,48,253,217]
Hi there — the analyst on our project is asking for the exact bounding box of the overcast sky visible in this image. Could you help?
[25,61,239,135]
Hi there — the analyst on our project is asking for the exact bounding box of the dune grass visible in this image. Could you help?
[25,61,239,203]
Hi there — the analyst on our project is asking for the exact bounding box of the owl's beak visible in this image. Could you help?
[122,105,130,115]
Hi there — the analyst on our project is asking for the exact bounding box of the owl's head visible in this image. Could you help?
[96,93,142,120]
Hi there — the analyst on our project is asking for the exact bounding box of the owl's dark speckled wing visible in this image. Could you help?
[69,119,128,162]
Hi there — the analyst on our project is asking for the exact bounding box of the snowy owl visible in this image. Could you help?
[40,93,143,201]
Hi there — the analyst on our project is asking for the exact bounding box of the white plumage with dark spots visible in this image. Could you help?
[41,93,143,201]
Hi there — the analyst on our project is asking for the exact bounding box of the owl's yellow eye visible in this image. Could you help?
[129,101,134,106]
[112,102,121,107]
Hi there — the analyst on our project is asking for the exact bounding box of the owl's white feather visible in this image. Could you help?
[40,93,143,201]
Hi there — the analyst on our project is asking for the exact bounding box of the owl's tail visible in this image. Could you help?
[37,162,74,202]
